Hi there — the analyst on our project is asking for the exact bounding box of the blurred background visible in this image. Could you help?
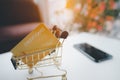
[35,0,120,39]
[0,0,120,53]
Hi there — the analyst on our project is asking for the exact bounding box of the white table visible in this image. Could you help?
[0,33,120,80]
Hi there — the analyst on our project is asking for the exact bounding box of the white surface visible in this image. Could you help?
[0,33,120,80]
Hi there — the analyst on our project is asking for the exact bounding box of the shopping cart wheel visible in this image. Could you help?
[28,68,33,74]
[27,78,33,80]
[62,75,67,80]
[27,77,33,80]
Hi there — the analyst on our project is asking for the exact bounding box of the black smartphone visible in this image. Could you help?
[74,43,112,62]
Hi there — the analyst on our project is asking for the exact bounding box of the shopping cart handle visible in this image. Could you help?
[52,25,61,38]
[52,25,57,31]
[52,25,69,39]
[60,31,69,39]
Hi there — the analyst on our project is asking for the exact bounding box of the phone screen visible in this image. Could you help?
[74,43,112,62]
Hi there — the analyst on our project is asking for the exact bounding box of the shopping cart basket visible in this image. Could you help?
[11,23,68,80]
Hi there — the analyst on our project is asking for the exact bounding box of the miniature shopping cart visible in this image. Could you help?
[11,24,68,80]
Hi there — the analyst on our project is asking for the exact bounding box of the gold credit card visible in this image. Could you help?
[11,23,61,67]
